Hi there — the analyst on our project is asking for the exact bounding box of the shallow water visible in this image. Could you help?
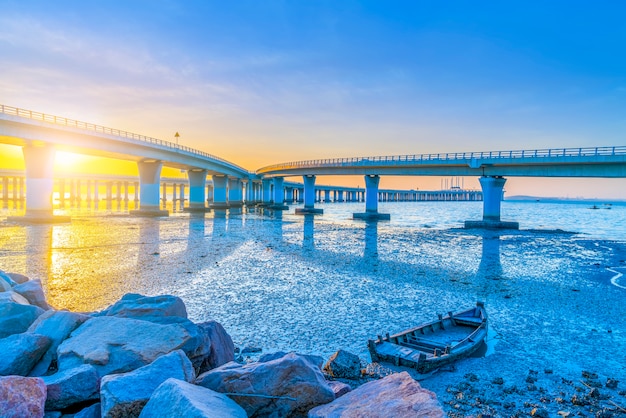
[1,200,625,381]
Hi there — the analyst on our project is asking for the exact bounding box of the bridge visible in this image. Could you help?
[2,105,625,227]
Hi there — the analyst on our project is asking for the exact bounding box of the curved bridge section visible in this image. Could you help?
[0,105,256,220]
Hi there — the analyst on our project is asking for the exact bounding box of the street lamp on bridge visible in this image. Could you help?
[174,131,180,148]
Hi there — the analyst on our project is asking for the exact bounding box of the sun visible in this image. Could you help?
[54,151,83,172]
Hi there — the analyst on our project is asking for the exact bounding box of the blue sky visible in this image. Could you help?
[1,1,625,197]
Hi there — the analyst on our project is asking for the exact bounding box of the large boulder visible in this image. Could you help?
[74,403,101,418]
[308,371,444,418]
[5,271,30,284]
[323,350,361,380]
[42,364,100,410]
[13,279,51,310]
[196,320,234,373]
[0,291,31,305]
[0,275,13,292]
[0,301,45,338]
[0,376,47,418]
[57,316,202,377]
[100,350,195,418]
[196,352,334,417]
[0,333,51,376]
[327,381,351,398]
[100,294,187,320]
[27,310,90,376]
[139,378,246,418]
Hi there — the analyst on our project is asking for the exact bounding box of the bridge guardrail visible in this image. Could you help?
[257,146,626,173]
[0,104,250,174]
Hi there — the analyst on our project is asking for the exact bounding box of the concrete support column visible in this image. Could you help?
[2,177,8,201]
[260,178,272,206]
[465,176,518,229]
[285,187,294,204]
[131,160,168,216]
[210,175,228,209]
[354,175,389,220]
[244,180,254,205]
[228,177,243,208]
[270,177,288,210]
[324,190,331,202]
[296,175,323,214]
[186,169,208,212]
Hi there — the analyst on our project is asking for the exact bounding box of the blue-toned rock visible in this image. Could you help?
[196,352,334,417]
[6,272,30,285]
[259,351,324,370]
[0,275,13,292]
[0,333,51,376]
[74,403,101,418]
[323,349,362,379]
[0,375,47,418]
[100,293,187,320]
[13,279,51,310]
[100,350,195,418]
[0,301,45,338]
[28,310,90,376]
[196,320,234,372]
[308,371,444,418]
[139,378,247,418]
[57,316,200,376]
[42,364,99,410]
[0,291,30,305]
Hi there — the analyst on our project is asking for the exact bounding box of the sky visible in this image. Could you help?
[1,1,625,198]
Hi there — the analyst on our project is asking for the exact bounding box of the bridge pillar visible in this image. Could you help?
[324,190,331,203]
[258,178,272,207]
[354,175,390,220]
[271,177,288,210]
[131,160,168,217]
[295,175,323,214]
[209,175,229,209]
[228,177,244,208]
[184,169,208,212]
[465,176,518,229]
[285,186,294,204]
[7,145,70,223]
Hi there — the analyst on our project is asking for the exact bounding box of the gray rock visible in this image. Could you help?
[13,279,51,310]
[74,403,102,418]
[0,291,31,305]
[42,364,100,410]
[139,378,247,418]
[100,350,195,418]
[0,333,51,376]
[196,320,234,373]
[0,301,45,338]
[259,351,325,370]
[0,275,13,292]
[327,381,352,398]
[100,293,187,320]
[28,310,90,376]
[0,375,47,418]
[308,371,444,418]
[323,349,362,379]
[5,271,30,284]
[196,352,334,417]
[57,316,200,376]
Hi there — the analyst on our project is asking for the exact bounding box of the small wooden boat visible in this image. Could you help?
[368,302,488,373]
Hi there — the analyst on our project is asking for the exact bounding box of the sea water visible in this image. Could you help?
[1,200,625,379]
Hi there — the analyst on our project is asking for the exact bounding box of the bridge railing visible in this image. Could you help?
[0,104,250,174]
[258,146,626,172]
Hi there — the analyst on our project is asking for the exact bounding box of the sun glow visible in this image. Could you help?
[54,151,83,171]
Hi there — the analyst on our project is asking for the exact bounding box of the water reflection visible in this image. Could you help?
[25,225,53,282]
[476,233,503,280]
[363,221,379,269]
[187,213,206,247]
[303,214,315,251]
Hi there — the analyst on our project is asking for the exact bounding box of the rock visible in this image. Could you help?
[196,320,234,373]
[582,370,598,379]
[74,403,101,418]
[308,371,444,418]
[492,377,504,385]
[139,378,247,418]
[0,275,13,292]
[42,364,100,410]
[100,293,187,320]
[100,350,195,418]
[0,301,45,338]
[259,351,324,370]
[28,310,90,376]
[323,349,361,379]
[0,376,47,418]
[606,378,619,389]
[6,271,31,284]
[57,316,204,376]
[13,279,51,310]
[241,346,262,354]
[196,352,334,417]
[0,291,31,305]
[530,407,549,417]
[327,381,351,398]
[0,333,51,376]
